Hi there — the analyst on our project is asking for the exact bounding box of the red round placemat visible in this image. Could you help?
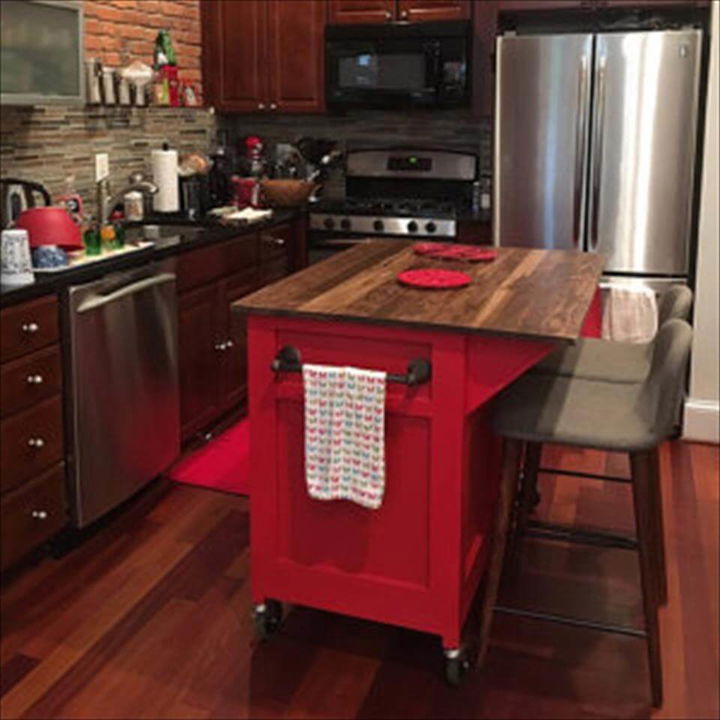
[412,242,497,262]
[413,242,446,256]
[397,268,472,289]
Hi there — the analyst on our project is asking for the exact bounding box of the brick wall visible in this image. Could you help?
[0,0,213,217]
[84,0,203,98]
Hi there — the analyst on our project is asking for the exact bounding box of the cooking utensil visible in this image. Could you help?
[260,179,317,208]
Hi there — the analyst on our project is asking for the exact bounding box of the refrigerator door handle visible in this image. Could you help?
[590,54,607,252]
[573,55,591,249]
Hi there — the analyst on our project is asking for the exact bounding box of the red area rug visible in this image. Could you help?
[169,419,249,495]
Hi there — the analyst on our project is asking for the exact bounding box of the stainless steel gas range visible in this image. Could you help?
[308,148,478,263]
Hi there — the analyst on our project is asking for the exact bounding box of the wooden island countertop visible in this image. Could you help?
[234,240,604,342]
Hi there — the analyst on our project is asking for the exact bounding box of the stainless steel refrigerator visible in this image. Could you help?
[493,30,702,286]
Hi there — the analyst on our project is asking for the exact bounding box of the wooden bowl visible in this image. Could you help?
[260,179,317,208]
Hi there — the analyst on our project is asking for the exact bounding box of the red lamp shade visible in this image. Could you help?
[14,207,83,250]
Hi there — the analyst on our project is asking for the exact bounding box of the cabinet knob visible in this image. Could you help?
[21,322,39,334]
[264,236,286,247]
[270,102,278,110]
[400,10,408,19]
[258,102,266,110]
[31,510,49,520]
[215,342,227,352]
[26,374,44,385]
[385,10,392,20]
[225,339,235,349]
[27,437,45,449]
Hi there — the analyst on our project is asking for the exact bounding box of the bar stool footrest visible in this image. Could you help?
[494,604,647,638]
[525,520,638,550]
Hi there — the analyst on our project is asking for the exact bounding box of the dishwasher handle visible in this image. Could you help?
[77,272,176,314]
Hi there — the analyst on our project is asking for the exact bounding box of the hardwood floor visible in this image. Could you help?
[1,441,717,719]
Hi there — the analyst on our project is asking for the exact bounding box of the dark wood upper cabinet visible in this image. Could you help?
[267,0,326,113]
[397,0,471,22]
[202,0,268,112]
[329,0,469,23]
[328,0,395,23]
[202,0,324,113]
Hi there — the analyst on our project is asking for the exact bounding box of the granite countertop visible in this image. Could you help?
[0,209,303,308]
[236,239,604,343]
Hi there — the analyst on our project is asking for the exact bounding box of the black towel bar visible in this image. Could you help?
[270,346,432,386]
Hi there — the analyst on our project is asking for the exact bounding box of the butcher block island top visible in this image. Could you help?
[235,240,604,342]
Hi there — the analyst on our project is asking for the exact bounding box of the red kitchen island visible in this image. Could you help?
[234,240,603,682]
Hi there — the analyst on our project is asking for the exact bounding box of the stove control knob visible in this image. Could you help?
[373,219,385,232]
[425,222,437,234]
[407,220,419,233]
[323,217,336,230]
[340,218,352,231]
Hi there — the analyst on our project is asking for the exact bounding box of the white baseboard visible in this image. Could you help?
[683,398,720,444]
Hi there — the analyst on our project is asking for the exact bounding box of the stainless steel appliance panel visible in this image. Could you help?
[68,265,179,527]
[589,31,702,275]
[494,34,593,250]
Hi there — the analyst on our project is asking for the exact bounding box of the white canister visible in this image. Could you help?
[1,229,35,286]
[123,190,144,222]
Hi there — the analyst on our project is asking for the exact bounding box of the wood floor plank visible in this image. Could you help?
[0,442,717,719]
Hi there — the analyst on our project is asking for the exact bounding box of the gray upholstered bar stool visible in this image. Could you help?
[519,285,693,553]
[483,319,693,708]
[532,284,693,382]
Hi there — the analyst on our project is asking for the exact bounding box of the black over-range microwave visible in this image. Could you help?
[325,21,471,109]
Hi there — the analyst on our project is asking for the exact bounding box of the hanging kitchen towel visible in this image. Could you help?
[602,285,658,343]
[303,364,386,510]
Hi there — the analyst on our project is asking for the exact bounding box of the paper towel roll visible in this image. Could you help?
[151,147,179,212]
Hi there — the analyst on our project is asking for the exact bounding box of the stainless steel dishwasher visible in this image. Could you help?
[66,263,179,527]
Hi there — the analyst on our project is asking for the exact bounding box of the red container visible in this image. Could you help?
[14,207,83,250]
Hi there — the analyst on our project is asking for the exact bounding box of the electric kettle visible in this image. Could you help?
[0,178,52,228]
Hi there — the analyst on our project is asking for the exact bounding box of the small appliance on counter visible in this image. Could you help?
[0,178,52,228]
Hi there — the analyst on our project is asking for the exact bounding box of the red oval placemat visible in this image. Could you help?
[397,268,472,289]
[412,242,497,262]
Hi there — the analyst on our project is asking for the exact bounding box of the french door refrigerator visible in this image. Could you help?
[494,30,702,285]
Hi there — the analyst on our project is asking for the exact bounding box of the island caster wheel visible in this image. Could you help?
[443,645,475,686]
[253,600,283,640]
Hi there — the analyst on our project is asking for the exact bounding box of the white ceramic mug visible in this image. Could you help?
[1,228,35,286]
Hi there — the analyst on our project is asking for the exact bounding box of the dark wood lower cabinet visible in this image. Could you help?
[176,221,301,442]
[178,284,223,440]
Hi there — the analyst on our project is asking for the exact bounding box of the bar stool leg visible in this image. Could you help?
[648,447,668,605]
[508,441,542,563]
[477,437,523,667]
[630,450,663,708]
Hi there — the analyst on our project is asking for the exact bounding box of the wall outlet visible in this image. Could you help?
[94,153,109,182]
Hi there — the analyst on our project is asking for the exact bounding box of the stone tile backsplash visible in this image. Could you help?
[0,104,216,217]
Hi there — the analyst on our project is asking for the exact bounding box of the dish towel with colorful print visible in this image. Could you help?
[303,364,386,510]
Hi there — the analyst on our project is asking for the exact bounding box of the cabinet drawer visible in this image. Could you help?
[0,295,59,363]
[1,464,67,570]
[176,235,259,292]
[259,223,292,264]
[1,396,64,495]
[1,345,62,419]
